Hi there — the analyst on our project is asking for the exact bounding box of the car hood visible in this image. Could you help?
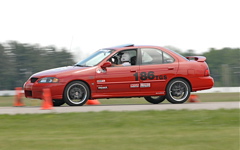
[31,66,88,77]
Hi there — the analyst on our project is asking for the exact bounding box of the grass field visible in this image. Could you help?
[0,109,239,150]
[0,93,239,149]
[0,92,239,107]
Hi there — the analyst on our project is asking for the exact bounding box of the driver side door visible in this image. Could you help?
[95,49,140,97]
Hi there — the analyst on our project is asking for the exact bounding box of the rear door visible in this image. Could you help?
[138,48,178,95]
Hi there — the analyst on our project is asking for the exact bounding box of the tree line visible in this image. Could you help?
[0,41,75,90]
[202,47,240,87]
[0,41,239,90]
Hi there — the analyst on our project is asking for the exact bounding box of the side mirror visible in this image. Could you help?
[101,61,112,69]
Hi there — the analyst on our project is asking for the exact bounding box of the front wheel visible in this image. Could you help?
[64,81,90,106]
[144,96,166,104]
[166,79,190,104]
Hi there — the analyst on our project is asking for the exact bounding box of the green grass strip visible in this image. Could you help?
[0,109,239,150]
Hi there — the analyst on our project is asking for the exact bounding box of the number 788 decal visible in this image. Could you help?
[133,71,167,81]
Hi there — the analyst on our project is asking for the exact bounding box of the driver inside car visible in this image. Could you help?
[111,52,131,67]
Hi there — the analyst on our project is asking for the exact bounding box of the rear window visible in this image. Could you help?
[165,48,189,61]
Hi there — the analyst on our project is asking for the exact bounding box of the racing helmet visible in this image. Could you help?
[121,52,130,62]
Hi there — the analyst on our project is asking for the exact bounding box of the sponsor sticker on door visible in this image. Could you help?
[130,84,139,88]
[140,83,151,88]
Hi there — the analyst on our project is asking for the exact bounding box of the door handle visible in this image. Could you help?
[168,67,174,70]
[130,70,137,72]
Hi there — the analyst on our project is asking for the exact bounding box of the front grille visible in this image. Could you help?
[25,90,32,97]
[30,77,38,83]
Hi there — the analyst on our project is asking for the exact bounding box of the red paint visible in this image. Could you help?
[24,45,214,101]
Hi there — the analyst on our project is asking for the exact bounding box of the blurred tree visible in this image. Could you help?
[164,45,182,54]
[0,41,75,90]
[203,48,240,87]
[164,46,198,56]
[182,49,198,56]
[0,44,12,89]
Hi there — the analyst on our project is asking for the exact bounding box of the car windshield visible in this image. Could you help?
[75,49,115,67]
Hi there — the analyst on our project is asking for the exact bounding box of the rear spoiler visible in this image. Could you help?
[185,56,206,62]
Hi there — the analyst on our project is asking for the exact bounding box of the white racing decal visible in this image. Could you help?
[97,80,105,83]
[140,83,151,88]
[98,86,108,89]
[130,84,139,88]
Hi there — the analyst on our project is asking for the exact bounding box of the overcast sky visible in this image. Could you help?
[0,0,239,59]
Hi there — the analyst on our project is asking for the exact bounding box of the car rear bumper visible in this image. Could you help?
[191,76,214,91]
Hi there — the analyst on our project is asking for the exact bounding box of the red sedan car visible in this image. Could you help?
[24,44,214,106]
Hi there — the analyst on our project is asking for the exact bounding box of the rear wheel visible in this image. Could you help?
[144,96,165,104]
[64,81,90,106]
[166,79,190,104]
[52,99,65,106]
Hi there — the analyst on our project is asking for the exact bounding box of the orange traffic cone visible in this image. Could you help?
[86,99,101,105]
[13,87,24,106]
[41,88,53,109]
[188,94,200,103]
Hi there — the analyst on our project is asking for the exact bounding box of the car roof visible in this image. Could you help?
[105,44,165,50]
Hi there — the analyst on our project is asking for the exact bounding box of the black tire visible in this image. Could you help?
[144,96,166,104]
[52,99,65,106]
[63,81,90,106]
[166,78,190,104]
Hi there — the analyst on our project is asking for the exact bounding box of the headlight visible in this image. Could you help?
[38,77,59,83]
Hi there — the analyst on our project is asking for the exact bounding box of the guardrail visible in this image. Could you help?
[195,87,239,93]
[0,90,17,96]
[0,87,239,96]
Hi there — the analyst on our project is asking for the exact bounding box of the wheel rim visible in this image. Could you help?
[169,81,189,102]
[67,83,88,105]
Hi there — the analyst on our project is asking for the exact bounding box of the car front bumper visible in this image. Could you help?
[24,81,65,100]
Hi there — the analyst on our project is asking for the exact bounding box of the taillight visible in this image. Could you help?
[204,69,210,76]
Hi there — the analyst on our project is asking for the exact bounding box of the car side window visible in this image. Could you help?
[163,52,175,63]
[109,49,137,66]
[141,48,175,65]
[141,48,163,65]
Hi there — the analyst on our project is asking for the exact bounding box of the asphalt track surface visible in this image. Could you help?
[0,102,239,115]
